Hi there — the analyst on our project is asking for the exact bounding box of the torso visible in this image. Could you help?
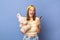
[24,17,39,36]
[26,21,37,36]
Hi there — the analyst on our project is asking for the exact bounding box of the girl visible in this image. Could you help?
[17,5,40,40]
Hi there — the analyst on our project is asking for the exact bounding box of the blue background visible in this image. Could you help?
[0,0,60,40]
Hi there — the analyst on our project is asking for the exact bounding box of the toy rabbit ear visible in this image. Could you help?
[17,13,22,17]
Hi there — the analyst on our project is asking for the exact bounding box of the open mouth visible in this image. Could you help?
[30,13,33,15]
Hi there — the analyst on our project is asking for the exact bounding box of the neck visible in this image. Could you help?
[30,17,33,21]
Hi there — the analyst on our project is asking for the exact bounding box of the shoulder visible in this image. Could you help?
[35,17,40,21]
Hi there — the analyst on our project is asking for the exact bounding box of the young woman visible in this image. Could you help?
[17,5,40,40]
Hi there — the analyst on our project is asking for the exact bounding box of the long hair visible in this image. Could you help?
[26,5,36,21]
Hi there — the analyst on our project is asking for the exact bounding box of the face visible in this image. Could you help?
[29,7,35,18]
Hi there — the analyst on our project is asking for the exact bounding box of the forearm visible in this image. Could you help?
[37,26,41,33]
[20,23,31,33]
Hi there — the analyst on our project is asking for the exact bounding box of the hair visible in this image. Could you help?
[26,5,36,21]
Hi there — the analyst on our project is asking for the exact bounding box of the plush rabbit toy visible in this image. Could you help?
[17,13,27,25]
[17,13,31,33]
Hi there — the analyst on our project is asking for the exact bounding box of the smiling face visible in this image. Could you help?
[29,7,34,18]
[26,5,36,21]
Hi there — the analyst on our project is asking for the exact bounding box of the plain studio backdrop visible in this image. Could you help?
[0,0,60,40]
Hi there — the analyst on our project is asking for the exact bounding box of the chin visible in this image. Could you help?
[29,15,33,17]
[30,16,33,18]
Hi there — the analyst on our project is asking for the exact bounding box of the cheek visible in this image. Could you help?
[29,10,32,13]
[29,10,34,14]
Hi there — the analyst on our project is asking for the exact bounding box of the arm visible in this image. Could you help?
[20,23,31,34]
[36,17,41,33]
